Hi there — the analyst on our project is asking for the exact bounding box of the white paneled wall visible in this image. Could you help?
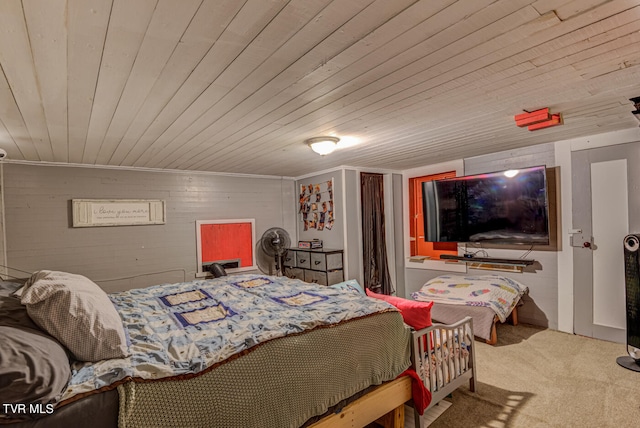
[2,163,295,292]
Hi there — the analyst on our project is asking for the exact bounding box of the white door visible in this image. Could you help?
[571,142,640,343]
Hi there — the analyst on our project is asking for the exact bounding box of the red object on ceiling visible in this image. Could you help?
[514,108,550,127]
[514,108,563,131]
[527,113,563,131]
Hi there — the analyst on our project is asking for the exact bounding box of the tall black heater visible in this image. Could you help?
[618,234,640,371]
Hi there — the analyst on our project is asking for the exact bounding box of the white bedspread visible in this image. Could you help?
[411,274,528,323]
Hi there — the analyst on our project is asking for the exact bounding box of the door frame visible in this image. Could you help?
[571,149,632,343]
[555,128,640,335]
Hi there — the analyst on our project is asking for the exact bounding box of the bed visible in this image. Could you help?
[1,271,477,427]
[411,274,528,345]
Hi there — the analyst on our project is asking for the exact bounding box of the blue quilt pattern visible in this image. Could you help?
[61,274,396,401]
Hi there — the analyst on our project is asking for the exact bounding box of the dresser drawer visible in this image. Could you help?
[310,252,326,271]
[295,251,311,269]
[325,252,343,270]
[304,269,327,286]
[287,267,305,281]
[326,270,344,286]
[309,252,343,271]
[282,251,296,268]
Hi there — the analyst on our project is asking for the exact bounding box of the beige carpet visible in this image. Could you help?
[423,323,640,427]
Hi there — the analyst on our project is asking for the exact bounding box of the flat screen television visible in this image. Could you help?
[422,165,550,245]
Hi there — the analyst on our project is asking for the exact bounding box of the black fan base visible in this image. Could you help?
[616,356,640,372]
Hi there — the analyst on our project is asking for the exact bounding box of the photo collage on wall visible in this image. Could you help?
[299,179,334,231]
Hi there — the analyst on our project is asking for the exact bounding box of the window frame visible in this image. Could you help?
[409,172,458,258]
[402,160,466,272]
[195,218,256,277]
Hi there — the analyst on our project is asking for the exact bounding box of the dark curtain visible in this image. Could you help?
[360,172,394,295]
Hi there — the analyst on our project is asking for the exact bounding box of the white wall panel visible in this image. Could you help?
[2,164,294,292]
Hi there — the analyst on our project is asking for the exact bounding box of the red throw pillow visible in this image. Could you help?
[365,289,433,330]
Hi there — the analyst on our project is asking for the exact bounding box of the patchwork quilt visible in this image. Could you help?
[411,274,528,323]
[61,274,396,401]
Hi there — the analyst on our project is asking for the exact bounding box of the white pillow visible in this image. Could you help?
[19,270,129,362]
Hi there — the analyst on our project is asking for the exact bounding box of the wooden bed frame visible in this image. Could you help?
[310,376,412,428]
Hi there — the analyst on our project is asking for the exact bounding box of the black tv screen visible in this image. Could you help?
[423,166,550,245]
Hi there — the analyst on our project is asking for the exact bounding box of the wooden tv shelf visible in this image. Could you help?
[439,255,535,267]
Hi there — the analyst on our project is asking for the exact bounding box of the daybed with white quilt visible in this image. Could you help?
[412,274,529,345]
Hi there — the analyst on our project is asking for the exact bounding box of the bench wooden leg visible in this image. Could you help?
[485,307,518,345]
[509,306,518,325]
[374,403,405,428]
[485,317,498,345]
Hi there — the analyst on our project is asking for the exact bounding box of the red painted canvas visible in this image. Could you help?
[200,222,253,268]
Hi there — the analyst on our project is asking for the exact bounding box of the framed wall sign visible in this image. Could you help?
[72,199,166,227]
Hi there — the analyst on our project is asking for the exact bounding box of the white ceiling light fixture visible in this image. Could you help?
[306,136,340,155]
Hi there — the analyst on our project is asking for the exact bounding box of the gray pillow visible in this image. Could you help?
[0,281,71,410]
[19,271,129,362]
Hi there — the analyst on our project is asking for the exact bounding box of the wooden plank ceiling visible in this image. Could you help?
[0,0,639,177]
